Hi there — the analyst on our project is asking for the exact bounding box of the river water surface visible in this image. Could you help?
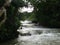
[0,20,60,45]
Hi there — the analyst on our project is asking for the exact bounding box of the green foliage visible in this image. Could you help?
[29,0,60,28]
[18,13,26,20]
[0,0,25,41]
[27,12,36,21]
[11,0,24,7]
[5,5,20,30]
[19,12,36,21]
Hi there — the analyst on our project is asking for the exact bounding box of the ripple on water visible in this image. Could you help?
[1,20,60,45]
[16,33,60,45]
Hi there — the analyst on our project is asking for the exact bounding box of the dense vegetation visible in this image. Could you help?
[19,12,35,21]
[0,0,60,42]
[0,0,25,42]
[28,0,60,28]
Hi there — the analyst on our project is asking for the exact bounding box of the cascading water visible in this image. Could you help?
[18,20,60,35]
[17,20,60,45]
[0,20,60,45]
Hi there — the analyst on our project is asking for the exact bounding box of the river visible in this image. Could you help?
[0,20,60,45]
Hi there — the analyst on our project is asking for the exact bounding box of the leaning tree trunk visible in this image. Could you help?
[0,7,6,27]
[0,0,12,27]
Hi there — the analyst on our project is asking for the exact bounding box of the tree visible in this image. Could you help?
[0,0,25,42]
[28,0,60,28]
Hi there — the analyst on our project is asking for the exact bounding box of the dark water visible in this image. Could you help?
[0,20,60,45]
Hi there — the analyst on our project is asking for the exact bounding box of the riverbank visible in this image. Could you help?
[0,30,19,43]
